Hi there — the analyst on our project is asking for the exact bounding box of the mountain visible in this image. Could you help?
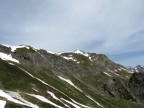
[128,65,144,73]
[0,44,144,108]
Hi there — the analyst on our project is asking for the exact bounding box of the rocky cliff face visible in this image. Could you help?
[129,73,144,102]
[103,78,137,101]
[0,44,11,54]
[102,72,144,103]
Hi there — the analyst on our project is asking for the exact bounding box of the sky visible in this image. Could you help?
[0,0,144,67]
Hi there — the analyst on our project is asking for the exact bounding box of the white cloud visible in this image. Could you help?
[0,0,144,66]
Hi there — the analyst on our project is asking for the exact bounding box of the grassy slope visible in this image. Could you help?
[0,59,99,107]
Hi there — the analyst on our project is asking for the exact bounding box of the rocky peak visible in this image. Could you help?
[128,65,144,73]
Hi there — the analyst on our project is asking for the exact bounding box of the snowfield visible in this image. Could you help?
[0,52,19,63]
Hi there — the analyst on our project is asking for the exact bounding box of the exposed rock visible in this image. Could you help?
[128,65,144,73]
[129,73,144,102]
[103,78,137,102]
[0,44,11,54]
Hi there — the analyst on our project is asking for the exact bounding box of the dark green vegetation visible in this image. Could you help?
[0,44,144,108]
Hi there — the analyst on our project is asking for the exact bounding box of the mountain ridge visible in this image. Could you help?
[0,44,144,108]
[128,65,144,73]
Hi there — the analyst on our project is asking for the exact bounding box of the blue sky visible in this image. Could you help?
[0,0,144,67]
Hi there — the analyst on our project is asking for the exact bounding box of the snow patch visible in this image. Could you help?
[47,91,70,108]
[86,95,103,108]
[61,98,81,108]
[114,69,117,72]
[7,91,39,108]
[77,61,80,64]
[11,45,29,52]
[0,90,39,108]
[71,99,90,108]
[74,50,89,57]
[118,68,122,71]
[62,56,77,62]
[0,90,26,105]
[88,57,93,61]
[19,68,70,100]
[8,63,15,65]
[114,73,119,76]
[121,67,127,70]
[121,67,134,73]
[62,56,81,64]
[32,48,45,58]
[27,94,63,108]
[32,88,39,92]
[135,69,139,72]
[108,69,113,73]
[47,50,56,54]
[0,52,19,63]
[103,72,111,77]
[47,91,90,108]
[19,68,60,90]
[47,91,59,100]
[1,44,30,52]
[128,71,134,73]
[19,68,34,78]
[58,76,82,92]
[0,100,6,108]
